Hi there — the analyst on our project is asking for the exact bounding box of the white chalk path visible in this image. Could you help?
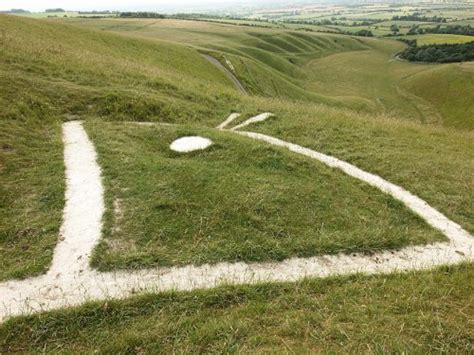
[0,118,473,324]
[231,112,273,131]
[217,113,240,130]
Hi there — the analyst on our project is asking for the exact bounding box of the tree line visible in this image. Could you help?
[392,15,447,23]
[119,12,165,19]
[408,25,474,36]
[400,41,474,63]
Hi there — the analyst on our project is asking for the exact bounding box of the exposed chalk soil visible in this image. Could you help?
[170,136,213,152]
[0,116,472,324]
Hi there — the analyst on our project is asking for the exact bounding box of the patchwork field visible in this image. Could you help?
[0,8,473,352]
[253,2,474,38]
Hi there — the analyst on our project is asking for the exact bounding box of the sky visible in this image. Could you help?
[0,0,287,12]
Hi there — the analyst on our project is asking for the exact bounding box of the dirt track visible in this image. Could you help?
[201,54,247,94]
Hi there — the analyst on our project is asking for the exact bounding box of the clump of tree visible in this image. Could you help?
[407,26,425,35]
[78,10,118,15]
[400,41,474,63]
[407,24,474,36]
[427,24,474,36]
[45,8,65,13]
[392,14,446,23]
[119,12,165,18]
[282,18,378,28]
[0,9,30,13]
[353,29,373,37]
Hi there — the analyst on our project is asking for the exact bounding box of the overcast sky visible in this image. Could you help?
[0,0,285,12]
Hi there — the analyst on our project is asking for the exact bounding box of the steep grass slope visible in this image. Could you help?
[1,14,473,277]
[64,18,474,129]
[2,265,473,352]
[0,16,243,124]
[63,18,371,105]
[304,38,474,129]
[0,14,241,281]
[402,62,474,130]
[1,15,473,352]
[86,121,440,271]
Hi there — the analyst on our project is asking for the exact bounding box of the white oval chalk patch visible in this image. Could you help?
[170,136,213,153]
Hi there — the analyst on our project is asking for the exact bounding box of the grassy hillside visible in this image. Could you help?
[303,39,432,121]
[2,264,473,352]
[62,18,370,105]
[0,14,241,281]
[0,16,242,124]
[1,13,473,276]
[62,18,474,129]
[86,120,441,271]
[402,62,474,130]
[0,14,473,351]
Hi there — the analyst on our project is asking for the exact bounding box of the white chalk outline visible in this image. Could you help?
[0,117,472,324]
[231,112,273,131]
[217,113,240,130]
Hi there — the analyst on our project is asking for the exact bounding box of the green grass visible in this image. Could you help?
[62,18,474,129]
[406,34,474,45]
[402,61,474,130]
[0,14,240,280]
[0,119,64,281]
[1,10,474,351]
[303,37,474,129]
[303,39,428,121]
[0,16,259,125]
[61,18,370,104]
[1,13,473,279]
[1,263,473,353]
[85,120,442,270]
[250,100,474,234]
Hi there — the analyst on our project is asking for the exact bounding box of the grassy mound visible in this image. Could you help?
[64,18,474,129]
[0,14,239,280]
[402,62,474,130]
[86,121,441,270]
[0,13,473,352]
[0,15,472,276]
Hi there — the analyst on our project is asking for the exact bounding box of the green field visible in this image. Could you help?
[86,120,441,271]
[403,34,474,45]
[13,11,80,18]
[250,2,474,47]
[12,11,118,18]
[1,9,473,352]
[62,18,474,129]
[1,264,473,353]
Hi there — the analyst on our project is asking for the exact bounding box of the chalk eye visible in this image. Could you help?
[170,136,213,153]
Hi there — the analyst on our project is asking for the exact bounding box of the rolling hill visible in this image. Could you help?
[0,14,473,352]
